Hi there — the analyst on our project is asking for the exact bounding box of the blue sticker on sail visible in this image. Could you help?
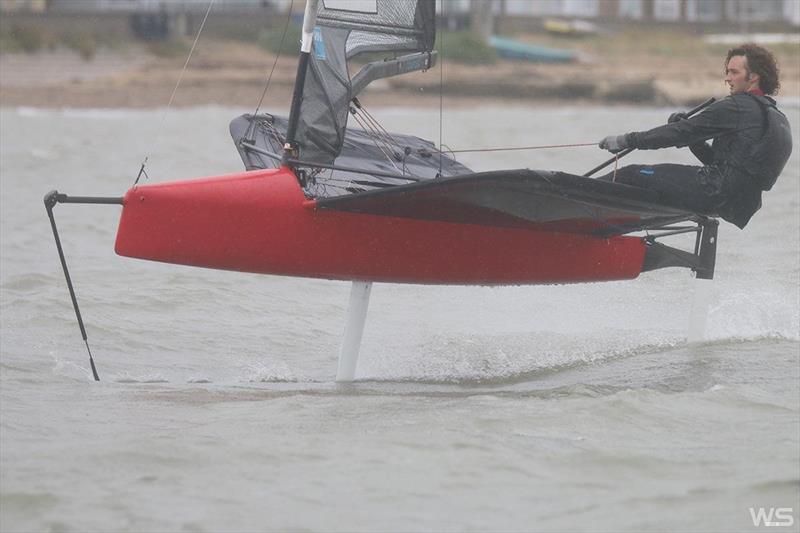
[313,27,326,60]
[639,168,655,175]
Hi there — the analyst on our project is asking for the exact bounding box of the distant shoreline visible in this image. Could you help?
[2,35,798,110]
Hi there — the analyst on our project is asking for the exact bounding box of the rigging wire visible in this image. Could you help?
[253,0,294,117]
[354,100,400,149]
[134,0,216,187]
[351,111,391,154]
[348,100,405,171]
[447,142,598,153]
[353,114,398,162]
[439,143,456,161]
[351,112,403,173]
[357,110,397,154]
[348,99,426,178]
[340,118,391,162]
[438,0,443,177]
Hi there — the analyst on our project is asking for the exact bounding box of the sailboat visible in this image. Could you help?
[45,0,719,381]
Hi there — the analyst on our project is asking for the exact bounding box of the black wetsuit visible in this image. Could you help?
[600,93,792,228]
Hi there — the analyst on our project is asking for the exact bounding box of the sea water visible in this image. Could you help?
[1,105,798,532]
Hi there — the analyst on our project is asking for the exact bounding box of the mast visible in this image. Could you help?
[283,0,320,163]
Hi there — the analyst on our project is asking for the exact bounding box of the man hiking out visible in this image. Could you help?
[598,43,792,229]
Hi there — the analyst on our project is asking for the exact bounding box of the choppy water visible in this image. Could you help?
[1,105,799,532]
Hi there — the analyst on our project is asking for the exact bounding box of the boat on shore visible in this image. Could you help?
[488,35,576,63]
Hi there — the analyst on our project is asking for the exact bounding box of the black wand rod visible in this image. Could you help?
[44,191,123,381]
[583,97,716,178]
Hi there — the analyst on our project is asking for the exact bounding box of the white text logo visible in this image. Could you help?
[749,507,795,527]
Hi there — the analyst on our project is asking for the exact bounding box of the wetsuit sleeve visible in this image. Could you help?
[689,141,714,164]
[626,97,742,150]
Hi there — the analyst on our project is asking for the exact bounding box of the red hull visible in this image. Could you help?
[114,168,647,285]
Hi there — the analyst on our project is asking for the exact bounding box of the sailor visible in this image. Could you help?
[598,43,792,229]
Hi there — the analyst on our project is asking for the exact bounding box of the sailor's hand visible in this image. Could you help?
[668,111,688,123]
[599,134,629,154]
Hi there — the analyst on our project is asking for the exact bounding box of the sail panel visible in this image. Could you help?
[294,0,436,165]
[345,30,420,57]
[319,0,433,41]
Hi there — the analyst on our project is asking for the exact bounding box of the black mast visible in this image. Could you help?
[283,0,320,164]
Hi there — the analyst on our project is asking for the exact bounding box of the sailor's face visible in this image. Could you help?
[725,55,757,95]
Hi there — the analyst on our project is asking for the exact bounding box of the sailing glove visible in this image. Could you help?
[599,134,629,154]
[668,112,688,123]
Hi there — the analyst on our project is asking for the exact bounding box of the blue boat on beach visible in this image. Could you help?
[489,35,576,63]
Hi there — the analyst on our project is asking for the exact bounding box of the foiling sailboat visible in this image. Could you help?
[45,0,718,382]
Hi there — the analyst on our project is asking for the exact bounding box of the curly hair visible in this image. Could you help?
[726,43,781,95]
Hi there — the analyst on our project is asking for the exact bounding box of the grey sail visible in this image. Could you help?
[296,0,436,164]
